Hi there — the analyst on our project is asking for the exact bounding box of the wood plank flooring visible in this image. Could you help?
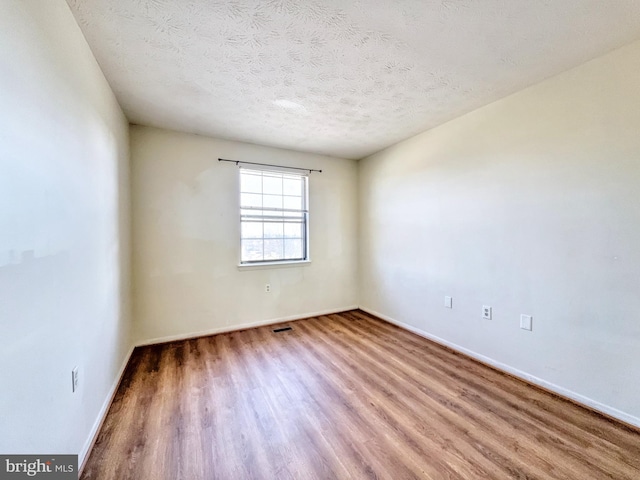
[81,310,640,479]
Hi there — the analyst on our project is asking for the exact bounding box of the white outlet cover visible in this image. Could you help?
[482,305,492,320]
[520,314,533,331]
[72,367,79,393]
[444,296,453,308]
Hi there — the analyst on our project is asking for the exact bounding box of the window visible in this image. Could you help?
[240,168,308,264]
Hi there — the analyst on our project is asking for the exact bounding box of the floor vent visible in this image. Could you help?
[273,326,293,333]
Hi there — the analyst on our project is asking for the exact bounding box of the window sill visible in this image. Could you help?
[237,260,311,271]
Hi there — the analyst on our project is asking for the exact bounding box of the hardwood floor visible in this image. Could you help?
[81,310,640,479]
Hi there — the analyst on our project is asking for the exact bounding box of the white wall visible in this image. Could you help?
[131,126,358,343]
[359,40,640,426]
[0,0,131,462]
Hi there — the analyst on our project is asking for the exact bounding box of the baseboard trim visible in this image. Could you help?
[358,306,640,430]
[79,344,135,474]
[135,306,360,347]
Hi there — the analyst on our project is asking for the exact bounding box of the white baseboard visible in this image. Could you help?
[79,344,135,471]
[135,305,359,347]
[359,306,640,429]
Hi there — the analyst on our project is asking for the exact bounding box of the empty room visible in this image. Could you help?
[2,0,640,478]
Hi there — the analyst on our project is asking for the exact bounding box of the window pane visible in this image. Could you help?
[284,223,301,238]
[263,194,283,209]
[263,175,282,195]
[241,193,262,208]
[242,239,263,262]
[283,195,302,210]
[241,172,262,193]
[264,222,284,239]
[241,222,262,239]
[284,239,303,258]
[264,239,284,260]
[283,178,302,196]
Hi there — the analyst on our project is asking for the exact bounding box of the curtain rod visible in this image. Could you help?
[218,158,322,173]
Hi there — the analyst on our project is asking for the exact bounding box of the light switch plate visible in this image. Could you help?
[444,296,453,308]
[520,314,533,331]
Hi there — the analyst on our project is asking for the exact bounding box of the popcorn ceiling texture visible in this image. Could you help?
[67,0,640,159]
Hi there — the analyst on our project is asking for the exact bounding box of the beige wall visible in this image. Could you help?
[359,39,640,426]
[0,0,131,462]
[131,126,358,344]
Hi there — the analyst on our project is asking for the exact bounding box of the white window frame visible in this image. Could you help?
[239,167,310,266]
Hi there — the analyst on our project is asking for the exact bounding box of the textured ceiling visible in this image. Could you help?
[67,0,640,159]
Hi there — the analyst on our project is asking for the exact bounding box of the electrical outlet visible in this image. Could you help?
[72,367,79,393]
[265,284,271,293]
[444,296,453,308]
[520,314,533,331]
[482,305,492,320]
